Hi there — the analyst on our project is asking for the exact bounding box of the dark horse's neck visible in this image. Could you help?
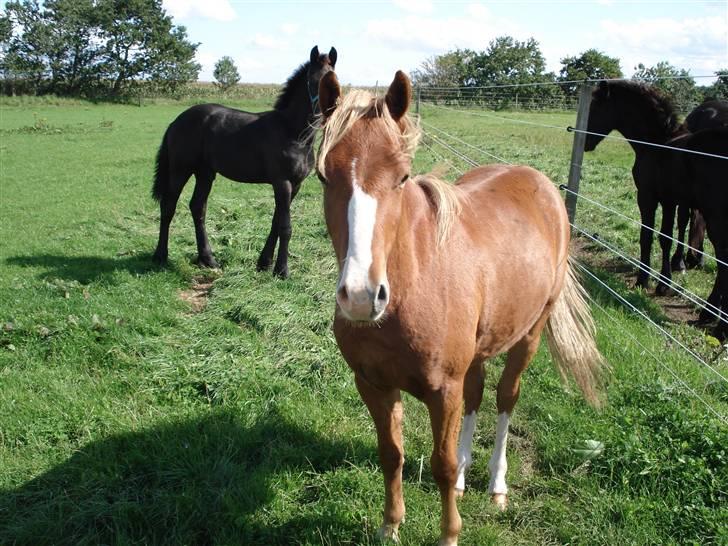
[610,82,681,152]
[274,62,318,141]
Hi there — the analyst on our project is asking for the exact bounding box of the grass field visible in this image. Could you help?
[0,96,726,545]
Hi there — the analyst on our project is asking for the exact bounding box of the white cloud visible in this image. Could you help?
[392,0,434,14]
[366,12,521,53]
[598,16,727,75]
[163,0,236,22]
[281,23,300,35]
[250,33,287,50]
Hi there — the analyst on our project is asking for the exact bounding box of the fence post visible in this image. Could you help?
[565,83,592,224]
[416,85,421,115]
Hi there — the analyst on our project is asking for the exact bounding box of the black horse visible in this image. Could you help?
[585,80,728,294]
[151,46,337,278]
[676,127,728,339]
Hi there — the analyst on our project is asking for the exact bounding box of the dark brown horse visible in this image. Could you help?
[585,81,728,294]
[151,46,336,277]
[316,70,606,545]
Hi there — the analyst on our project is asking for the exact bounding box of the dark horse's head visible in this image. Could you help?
[585,80,679,151]
[584,81,617,151]
[307,46,338,113]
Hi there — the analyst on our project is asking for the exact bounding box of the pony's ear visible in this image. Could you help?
[328,47,337,68]
[385,70,411,121]
[319,71,341,119]
[596,80,610,99]
[310,45,320,65]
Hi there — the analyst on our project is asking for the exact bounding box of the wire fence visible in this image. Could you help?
[417,93,727,422]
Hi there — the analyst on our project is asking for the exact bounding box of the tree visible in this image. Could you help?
[411,49,477,88]
[1,0,200,97]
[559,49,622,96]
[698,69,728,101]
[213,56,240,91]
[632,61,700,113]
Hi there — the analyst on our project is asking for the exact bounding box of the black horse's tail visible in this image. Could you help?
[152,129,170,202]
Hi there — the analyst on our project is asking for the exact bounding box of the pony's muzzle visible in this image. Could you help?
[336,280,389,322]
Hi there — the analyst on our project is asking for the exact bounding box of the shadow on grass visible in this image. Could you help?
[1,409,374,546]
[5,253,173,284]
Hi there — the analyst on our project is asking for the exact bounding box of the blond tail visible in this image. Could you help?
[544,259,608,408]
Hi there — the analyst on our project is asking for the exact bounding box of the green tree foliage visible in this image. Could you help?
[213,56,241,91]
[1,0,200,97]
[559,49,623,96]
[411,49,478,87]
[632,61,700,112]
[697,69,728,101]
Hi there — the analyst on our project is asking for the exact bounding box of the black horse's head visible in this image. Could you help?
[307,46,337,112]
[584,80,616,152]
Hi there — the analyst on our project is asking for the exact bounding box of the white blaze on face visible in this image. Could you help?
[488,412,510,495]
[338,158,378,302]
[455,411,477,493]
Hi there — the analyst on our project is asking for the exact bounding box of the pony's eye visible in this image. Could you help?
[398,174,410,188]
[317,171,328,186]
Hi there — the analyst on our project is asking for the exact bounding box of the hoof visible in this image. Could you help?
[491,493,508,510]
[377,524,400,543]
[152,250,168,265]
[454,488,464,499]
[655,283,672,297]
[634,277,649,291]
[273,266,289,279]
[256,257,272,272]
[196,255,219,269]
[671,257,686,273]
[438,537,458,546]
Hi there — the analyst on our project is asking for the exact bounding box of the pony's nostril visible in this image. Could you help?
[377,284,388,302]
[337,285,349,302]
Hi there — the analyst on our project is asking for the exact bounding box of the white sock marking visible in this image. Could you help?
[338,158,378,300]
[455,411,477,492]
[488,412,510,495]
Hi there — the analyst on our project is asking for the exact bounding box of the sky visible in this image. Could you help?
[162,0,728,85]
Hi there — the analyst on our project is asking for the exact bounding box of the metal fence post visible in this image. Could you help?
[565,83,592,224]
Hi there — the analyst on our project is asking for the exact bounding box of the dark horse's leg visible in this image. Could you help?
[636,190,657,290]
[257,180,294,278]
[190,169,218,268]
[686,209,706,269]
[671,204,690,273]
[656,202,677,296]
[153,171,191,265]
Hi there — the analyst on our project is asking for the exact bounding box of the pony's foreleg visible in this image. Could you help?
[427,382,464,546]
[636,192,657,290]
[354,375,406,543]
[257,180,292,278]
[455,362,485,497]
[686,209,706,269]
[153,171,189,265]
[656,202,677,296]
[491,314,548,509]
[190,170,218,268]
[671,203,690,272]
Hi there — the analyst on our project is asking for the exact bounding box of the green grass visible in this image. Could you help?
[0,98,726,545]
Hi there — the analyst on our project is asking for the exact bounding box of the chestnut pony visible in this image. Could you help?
[316,70,606,545]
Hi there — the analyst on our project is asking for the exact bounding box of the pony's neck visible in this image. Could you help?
[281,94,317,137]
[613,99,677,148]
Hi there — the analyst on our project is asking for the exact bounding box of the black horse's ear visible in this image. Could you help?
[385,70,411,121]
[310,45,320,64]
[319,71,341,119]
[597,80,610,99]
[328,47,337,68]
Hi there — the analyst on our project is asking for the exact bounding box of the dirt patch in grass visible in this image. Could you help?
[178,276,215,313]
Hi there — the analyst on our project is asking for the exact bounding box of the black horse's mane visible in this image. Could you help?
[274,61,311,111]
[603,80,680,134]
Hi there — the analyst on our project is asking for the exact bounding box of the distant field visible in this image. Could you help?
[0,96,725,545]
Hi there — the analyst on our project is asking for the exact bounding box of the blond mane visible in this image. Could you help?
[318,89,462,245]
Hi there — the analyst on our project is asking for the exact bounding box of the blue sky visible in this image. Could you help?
[163,0,727,85]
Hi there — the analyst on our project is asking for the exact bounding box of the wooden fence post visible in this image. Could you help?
[416,85,421,115]
[565,83,592,225]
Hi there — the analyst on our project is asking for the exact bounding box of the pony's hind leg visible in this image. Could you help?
[354,375,406,542]
[455,361,485,497]
[656,202,677,296]
[153,170,190,265]
[671,203,690,272]
[490,314,549,509]
[636,191,657,290]
[190,169,218,268]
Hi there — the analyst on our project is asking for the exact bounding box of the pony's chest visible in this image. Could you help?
[282,143,314,180]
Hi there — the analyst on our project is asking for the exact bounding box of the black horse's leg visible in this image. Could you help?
[257,207,280,272]
[153,171,190,265]
[272,180,294,278]
[671,203,689,273]
[190,169,218,268]
[636,191,657,290]
[686,209,706,269]
[714,248,728,341]
[656,202,676,296]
